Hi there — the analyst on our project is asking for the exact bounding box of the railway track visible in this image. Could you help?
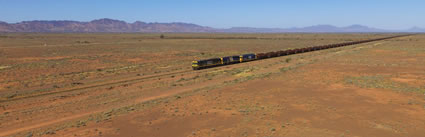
[0,69,196,103]
[0,34,413,103]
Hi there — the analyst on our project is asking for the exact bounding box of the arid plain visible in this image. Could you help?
[0,33,424,137]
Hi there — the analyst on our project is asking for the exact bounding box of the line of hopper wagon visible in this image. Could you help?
[191,34,412,70]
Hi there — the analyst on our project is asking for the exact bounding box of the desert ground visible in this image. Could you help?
[0,33,424,137]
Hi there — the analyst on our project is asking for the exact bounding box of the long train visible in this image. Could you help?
[191,34,412,70]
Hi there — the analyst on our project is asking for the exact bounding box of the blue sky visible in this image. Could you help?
[0,0,423,29]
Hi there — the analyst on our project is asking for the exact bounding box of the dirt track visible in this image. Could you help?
[1,34,424,137]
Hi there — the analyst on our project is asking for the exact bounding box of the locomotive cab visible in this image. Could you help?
[192,61,199,70]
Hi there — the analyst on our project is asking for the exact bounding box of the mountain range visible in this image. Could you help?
[0,18,423,33]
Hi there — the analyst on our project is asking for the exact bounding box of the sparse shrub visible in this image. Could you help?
[26,132,33,137]
[285,58,292,63]
[76,40,90,44]
[6,93,17,99]
[280,67,291,72]
[177,78,185,82]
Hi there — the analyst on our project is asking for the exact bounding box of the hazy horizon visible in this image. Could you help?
[1,0,424,30]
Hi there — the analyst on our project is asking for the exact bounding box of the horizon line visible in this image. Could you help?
[1,18,423,30]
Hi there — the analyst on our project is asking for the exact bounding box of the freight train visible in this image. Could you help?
[191,34,411,70]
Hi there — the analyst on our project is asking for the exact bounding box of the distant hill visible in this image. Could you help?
[0,18,214,33]
[0,18,422,33]
[291,24,387,32]
[219,25,389,33]
[407,27,425,32]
